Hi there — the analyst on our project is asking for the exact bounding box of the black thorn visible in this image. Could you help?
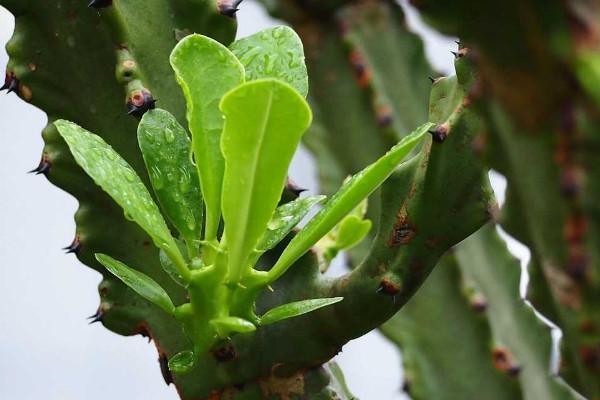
[87,309,105,324]
[455,40,460,46]
[0,82,9,91]
[88,0,112,9]
[218,0,243,18]
[62,236,82,254]
[507,365,521,377]
[285,177,307,198]
[428,76,436,84]
[159,354,173,385]
[7,78,19,94]
[28,157,51,176]
[126,90,156,118]
[375,286,384,294]
[428,129,447,143]
[451,51,459,58]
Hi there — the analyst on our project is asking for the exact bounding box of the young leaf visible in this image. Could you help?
[335,216,372,251]
[138,109,202,249]
[230,26,308,98]
[220,79,312,284]
[168,350,197,374]
[259,297,344,326]
[257,195,326,252]
[95,254,175,315]
[159,247,188,288]
[268,122,435,281]
[209,316,256,338]
[170,34,245,240]
[54,120,180,257]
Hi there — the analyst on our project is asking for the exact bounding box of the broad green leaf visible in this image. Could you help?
[168,350,197,374]
[230,26,308,98]
[335,216,372,251]
[259,297,344,326]
[170,34,245,240]
[257,195,326,252]
[95,254,175,315]
[209,316,256,338]
[54,120,177,255]
[269,122,434,281]
[220,79,312,283]
[138,109,202,248]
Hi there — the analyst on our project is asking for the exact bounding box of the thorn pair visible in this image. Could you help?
[63,236,82,255]
[126,90,156,118]
[87,309,105,324]
[28,154,51,176]
[1,72,18,94]
[428,123,450,143]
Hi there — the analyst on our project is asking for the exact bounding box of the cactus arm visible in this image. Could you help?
[408,2,600,396]
[382,252,522,400]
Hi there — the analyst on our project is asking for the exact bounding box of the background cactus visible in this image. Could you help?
[2,0,598,399]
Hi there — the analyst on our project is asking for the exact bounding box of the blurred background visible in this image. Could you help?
[0,2,520,399]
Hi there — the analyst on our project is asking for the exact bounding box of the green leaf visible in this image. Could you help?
[138,109,202,248]
[335,216,372,250]
[54,120,178,253]
[209,316,256,338]
[230,26,308,98]
[269,122,434,281]
[170,34,245,240]
[168,350,197,374]
[257,195,326,252]
[220,79,312,283]
[95,254,175,315]
[259,297,344,326]
[159,247,188,288]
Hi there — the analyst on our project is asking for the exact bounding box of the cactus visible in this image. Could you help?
[3,0,597,398]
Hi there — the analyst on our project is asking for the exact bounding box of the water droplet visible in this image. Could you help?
[164,127,175,143]
[179,167,191,193]
[268,218,285,230]
[123,169,136,182]
[272,27,283,38]
[166,171,175,182]
[286,76,293,83]
[260,32,269,41]
[186,215,196,231]
[150,166,165,189]
[218,51,226,62]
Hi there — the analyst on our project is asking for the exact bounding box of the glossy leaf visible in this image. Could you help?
[209,316,256,338]
[168,350,197,374]
[259,297,344,326]
[220,79,312,283]
[138,109,202,248]
[54,120,178,254]
[269,122,434,281]
[257,195,326,252]
[159,247,188,288]
[170,34,245,240]
[335,216,372,251]
[95,254,175,315]
[230,26,308,98]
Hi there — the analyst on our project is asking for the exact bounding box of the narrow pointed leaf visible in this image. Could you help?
[168,350,197,374]
[209,316,256,338]
[220,79,312,283]
[159,247,188,288]
[170,34,245,240]
[269,122,434,281]
[257,195,326,252]
[54,120,178,254]
[138,109,202,247]
[95,254,175,315]
[335,216,372,250]
[259,297,344,326]
[230,26,308,97]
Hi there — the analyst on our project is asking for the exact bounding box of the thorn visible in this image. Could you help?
[428,123,450,143]
[217,0,243,18]
[455,40,460,46]
[428,76,436,84]
[28,154,51,176]
[87,309,105,324]
[285,177,307,198]
[88,0,112,9]
[451,51,459,58]
[63,235,82,254]
[1,71,13,92]
[7,78,19,94]
[126,90,156,118]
